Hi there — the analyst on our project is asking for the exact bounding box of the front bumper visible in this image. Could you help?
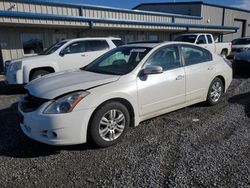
[5,69,23,84]
[18,101,94,146]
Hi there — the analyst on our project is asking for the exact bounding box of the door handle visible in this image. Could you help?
[81,54,86,57]
[176,75,184,80]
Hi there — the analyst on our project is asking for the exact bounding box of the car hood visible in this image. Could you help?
[232,44,250,49]
[25,70,120,99]
[11,55,53,64]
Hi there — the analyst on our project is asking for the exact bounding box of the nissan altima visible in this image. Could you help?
[18,42,232,147]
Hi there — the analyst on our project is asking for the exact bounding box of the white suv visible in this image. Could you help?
[5,37,123,84]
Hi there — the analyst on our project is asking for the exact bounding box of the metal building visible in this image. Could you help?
[0,0,245,70]
[134,1,250,42]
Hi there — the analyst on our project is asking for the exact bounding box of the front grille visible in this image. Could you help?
[21,91,49,112]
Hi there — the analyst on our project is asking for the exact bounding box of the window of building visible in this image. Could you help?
[21,33,44,55]
[145,45,181,71]
[181,45,213,66]
[149,35,159,41]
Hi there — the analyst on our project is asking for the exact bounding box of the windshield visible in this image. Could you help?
[175,35,197,43]
[40,41,68,55]
[83,46,152,75]
[232,38,250,45]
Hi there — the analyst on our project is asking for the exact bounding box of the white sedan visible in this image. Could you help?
[18,42,233,147]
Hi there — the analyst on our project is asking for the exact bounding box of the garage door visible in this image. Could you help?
[233,20,245,39]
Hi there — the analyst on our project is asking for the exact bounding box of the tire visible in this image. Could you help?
[89,102,130,148]
[30,70,50,81]
[206,77,224,106]
[221,50,228,59]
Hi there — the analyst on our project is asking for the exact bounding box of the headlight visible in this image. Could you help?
[9,61,22,71]
[44,91,90,114]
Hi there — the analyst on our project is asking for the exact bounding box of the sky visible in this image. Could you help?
[53,0,250,10]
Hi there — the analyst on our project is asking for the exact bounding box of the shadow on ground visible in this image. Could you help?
[228,92,250,118]
[0,81,26,95]
[0,102,96,159]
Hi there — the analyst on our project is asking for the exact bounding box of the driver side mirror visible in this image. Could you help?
[59,49,69,57]
[143,65,163,75]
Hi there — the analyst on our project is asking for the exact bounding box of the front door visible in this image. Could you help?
[137,45,186,116]
[58,40,110,70]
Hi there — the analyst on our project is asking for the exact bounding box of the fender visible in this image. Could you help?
[22,62,60,83]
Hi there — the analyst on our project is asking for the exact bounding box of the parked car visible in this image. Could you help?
[233,48,250,74]
[174,33,231,58]
[18,42,232,147]
[229,37,250,59]
[5,37,123,84]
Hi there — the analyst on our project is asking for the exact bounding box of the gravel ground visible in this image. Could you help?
[0,74,249,187]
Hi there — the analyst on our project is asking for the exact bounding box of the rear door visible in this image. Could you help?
[180,44,215,103]
[137,45,186,116]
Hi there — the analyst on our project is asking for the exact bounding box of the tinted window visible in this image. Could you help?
[175,35,197,43]
[181,45,213,65]
[197,35,207,44]
[112,40,124,47]
[84,47,151,75]
[232,38,250,45]
[86,40,109,52]
[63,41,86,54]
[145,46,181,71]
[40,41,67,55]
[206,35,213,44]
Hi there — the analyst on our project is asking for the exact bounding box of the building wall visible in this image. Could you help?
[0,27,80,61]
[0,26,173,62]
[223,9,250,41]
[201,5,223,26]
[134,4,202,16]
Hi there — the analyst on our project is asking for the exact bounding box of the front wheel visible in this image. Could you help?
[206,78,224,106]
[89,102,130,148]
[30,70,50,81]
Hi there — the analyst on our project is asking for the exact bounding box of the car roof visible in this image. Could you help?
[62,37,121,42]
[123,41,194,48]
[234,37,250,40]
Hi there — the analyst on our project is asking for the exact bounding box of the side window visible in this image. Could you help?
[181,45,213,66]
[86,40,109,52]
[112,40,124,47]
[197,35,207,44]
[206,35,213,44]
[63,41,86,54]
[145,46,181,71]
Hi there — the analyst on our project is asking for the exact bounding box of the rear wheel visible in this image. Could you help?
[206,78,224,106]
[89,102,130,148]
[30,70,50,81]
